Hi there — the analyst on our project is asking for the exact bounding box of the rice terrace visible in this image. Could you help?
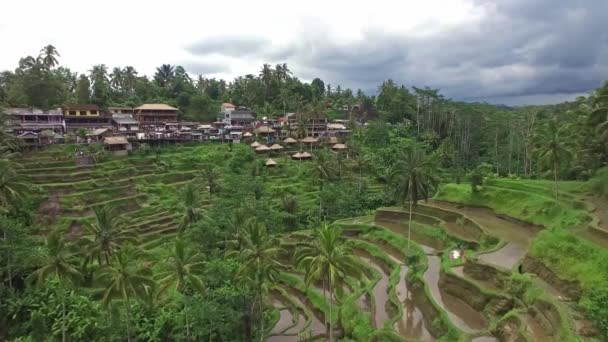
[3,14,608,341]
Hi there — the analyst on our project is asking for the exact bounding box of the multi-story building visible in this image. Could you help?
[62,104,112,133]
[6,107,65,134]
[134,104,178,131]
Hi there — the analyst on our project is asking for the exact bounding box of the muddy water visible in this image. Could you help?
[424,255,487,333]
[471,337,499,342]
[355,250,391,328]
[429,201,537,269]
[284,287,325,336]
[271,309,294,335]
[394,264,435,341]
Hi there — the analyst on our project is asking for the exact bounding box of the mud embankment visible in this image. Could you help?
[521,256,582,301]
[462,259,510,290]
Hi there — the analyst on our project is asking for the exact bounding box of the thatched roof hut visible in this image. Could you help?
[243,132,253,137]
[283,137,298,144]
[265,158,277,167]
[255,144,271,153]
[270,143,284,151]
[332,143,347,150]
[254,126,276,135]
[299,136,318,144]
[292,151,312,160]
[250,141,261,148]
[326,136,339,144]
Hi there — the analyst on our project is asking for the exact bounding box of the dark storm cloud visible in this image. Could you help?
[184,1,608,104]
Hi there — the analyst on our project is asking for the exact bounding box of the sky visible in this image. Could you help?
[1,0,607,105]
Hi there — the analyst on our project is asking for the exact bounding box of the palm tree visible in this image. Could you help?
[158,238,205,339]
[199,163,221,200]
[537,120,572,200]
[81,206,137,265]
[123,66,138,94]
[39,45,60,68]
[227,220,283,342]
[179,182,203,231]
[389,146,438,252]
[295,225,361,342]
[0,159,29,214]
[89,64,109,83]
[259,63,273,87]
[27,230,82,342]
[97,245,155,342]
[158,237,205,293]
[312,149,336,218]
[154,64,175,88]
[109,67,124,90]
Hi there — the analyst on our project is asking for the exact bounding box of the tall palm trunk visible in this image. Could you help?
[554,162,559,201]
[407,200,413,252]
[328,275,333,342]
[62,291,66,342]
[125,296,132,342]
[259,291,265,342]
[322,277,327,335]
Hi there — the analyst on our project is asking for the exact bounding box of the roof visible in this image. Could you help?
[198,124,214,129]
[222,102,236,108]
[250,141,261,148]
[269,143,284,150]
[231,110,255,120]
[300,136,318,143]
[255,144,271,151]
[254,126,276,134]
[243,132,253,137]
[327,137,339,144]
[112,114,139,125]
[265,158,277,166]
[328,123,347,130]
[332,143,348,150]
[18,131,38,137]
[283,137,298,143]
[62,104,100,111]
[87,128,110,136]
[135,104,178,111]
[292,151,312,159]
[103,136,129,145]
[7,107,63,115]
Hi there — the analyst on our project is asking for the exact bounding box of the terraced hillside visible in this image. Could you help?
[267,181,606,341]
[19,144,606,341]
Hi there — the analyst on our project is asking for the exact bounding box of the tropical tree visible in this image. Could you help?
[537,120,573,200]
[389,146,438,251]
[154,64,175,88]
[122,66,138,94]
[295,224,361,342]
[109,67,124,90]
[96,245,155,342]
[179,182,204,231]
[199,163,221,200]
[0,159,29,214]
[39,45,60,68]
[81,206,136,265]
[312,149,336,217]
[27,230,82,342]
[227,220,283,342]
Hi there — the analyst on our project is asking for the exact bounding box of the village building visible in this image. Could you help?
[134,104,178,132]
[287,113,328,138]
[222,108,256,128]
[112,114,140,139]
[62,104,112,133]
[86,128,113,142]
[103,136,131,156]
[108,107,135,115]
[6,107,65,135]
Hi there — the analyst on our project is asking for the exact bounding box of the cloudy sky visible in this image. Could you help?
[1,0,607,105]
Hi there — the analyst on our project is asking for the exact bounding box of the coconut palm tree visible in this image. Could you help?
[81,206,137,265]
[227,220,283,342]
[312,149,336,217]
[179,182,203,231]
[154,64,175,88]
[39,45,60,68]
[122,66,138,94]
[97,245,155,342]
[109,67,124,90]
[295,225,361,342]
[199,163,221,201]
[0,159,29,214]
[537,120,572,200]
[389,146,438,251]
[158,237,205,293]
[27,230,82,342]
